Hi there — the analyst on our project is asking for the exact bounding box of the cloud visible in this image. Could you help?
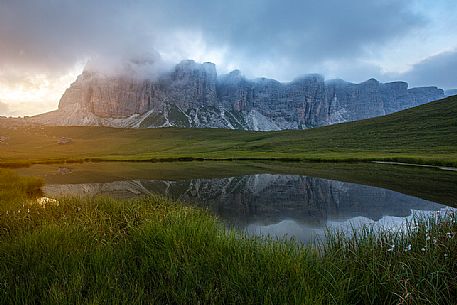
[1,0,456,116]
[0,1,145,75]
[0,0,425,79]
[175,0,424,75]
[0,101,9,116]
[84,51,170,79]
[397,50,457,89]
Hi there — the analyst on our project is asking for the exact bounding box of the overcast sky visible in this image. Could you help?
[1,0,456,116]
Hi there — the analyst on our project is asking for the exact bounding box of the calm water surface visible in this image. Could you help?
[17,162,456,243]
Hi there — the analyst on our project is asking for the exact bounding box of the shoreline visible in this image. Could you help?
[2,156,457,171]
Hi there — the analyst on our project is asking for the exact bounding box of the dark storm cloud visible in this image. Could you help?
[399,50,457,89]
[0,0,425,77]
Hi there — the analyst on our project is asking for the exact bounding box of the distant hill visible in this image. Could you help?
[445,89,457,97]
[32,58,444,130]
[272,94,457,157]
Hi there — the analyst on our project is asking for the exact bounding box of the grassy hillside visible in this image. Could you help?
[1,95,456,167]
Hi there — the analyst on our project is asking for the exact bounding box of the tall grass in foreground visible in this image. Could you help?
[0,169,42,202]
[0,170,456,304]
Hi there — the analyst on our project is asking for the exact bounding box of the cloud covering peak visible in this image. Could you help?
[0,0,456,115]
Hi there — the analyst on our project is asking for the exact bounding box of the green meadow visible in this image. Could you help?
[0,95,456,167]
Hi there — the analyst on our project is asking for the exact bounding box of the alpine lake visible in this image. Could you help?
[16,161,457,243]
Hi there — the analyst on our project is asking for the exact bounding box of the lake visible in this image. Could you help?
[16,161,457,243]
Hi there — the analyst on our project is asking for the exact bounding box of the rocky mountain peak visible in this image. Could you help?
[383,81,409,91]
[173,60,217,82]
[362,78,380,86]
[34,59,446,130]
[292,74,325,84]
[220,70,244,84]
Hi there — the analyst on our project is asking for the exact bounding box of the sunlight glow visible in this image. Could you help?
[0,63,84,117]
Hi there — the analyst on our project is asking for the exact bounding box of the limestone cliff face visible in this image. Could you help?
[216,74,444,129]
[59,72,157,118]
[35,59,445,130]
[58,60,217,118]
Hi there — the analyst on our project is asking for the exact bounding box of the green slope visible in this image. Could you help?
[1,95,456,167]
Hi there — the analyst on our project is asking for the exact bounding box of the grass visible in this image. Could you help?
[1,169,457,304]
[0,95,456,167]
[0,169,43,202]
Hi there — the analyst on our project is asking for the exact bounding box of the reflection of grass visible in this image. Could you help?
[1,96,456,167]
[255,162,457,208]
[1,170,457,304]
[15,161,457,208]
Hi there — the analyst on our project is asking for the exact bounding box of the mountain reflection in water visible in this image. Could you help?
[43,174,447,243]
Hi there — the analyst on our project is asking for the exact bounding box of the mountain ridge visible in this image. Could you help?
[32,59,446,130]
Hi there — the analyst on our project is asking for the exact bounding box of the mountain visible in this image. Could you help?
[33,59,445,130]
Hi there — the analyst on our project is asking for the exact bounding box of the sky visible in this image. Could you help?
[0,0,456,116]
